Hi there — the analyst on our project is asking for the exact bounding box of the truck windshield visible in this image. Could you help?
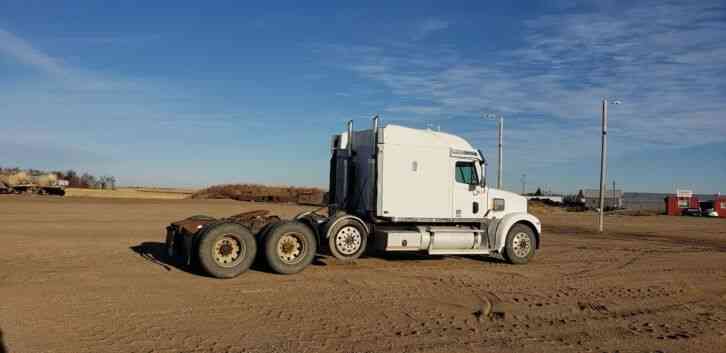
[455,161,479,185]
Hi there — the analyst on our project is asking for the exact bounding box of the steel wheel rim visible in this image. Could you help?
[277,233,305,264]
[512,232,531,258]
[335,226,362,255]
[213,234,245,268]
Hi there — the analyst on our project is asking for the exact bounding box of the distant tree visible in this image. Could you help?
[65,170,80,187]
[98,176,117,190]
[563,194,580,206]
[1,166,21,174]
[80,173,97,188]
[535,187,543,196]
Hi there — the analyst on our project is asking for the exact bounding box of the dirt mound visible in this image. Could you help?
[191,183,326,205]
[527,200,564,216]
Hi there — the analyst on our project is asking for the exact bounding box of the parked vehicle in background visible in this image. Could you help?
[682,208,702,217]
[0,172,67,196]
[699,201,719,217]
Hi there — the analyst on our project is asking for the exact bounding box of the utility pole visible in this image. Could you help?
[598,99,608,233]
[521,174,526,195]
[483,113,504,189]
[496,115,503,189]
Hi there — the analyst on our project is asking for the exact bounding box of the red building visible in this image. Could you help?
[664,195,699,216]
[713,195,726,218]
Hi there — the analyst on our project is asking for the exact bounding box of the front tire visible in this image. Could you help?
[263,221,317,274]
[197,222,257,278]
[504,224,535,264]
[327,218,368,261]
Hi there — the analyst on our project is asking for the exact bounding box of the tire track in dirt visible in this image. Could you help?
[3,197,726,353]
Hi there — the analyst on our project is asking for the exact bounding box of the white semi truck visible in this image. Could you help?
[166,116,541,278]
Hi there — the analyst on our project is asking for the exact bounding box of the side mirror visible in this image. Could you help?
[477,149,487,187]
[478,149,487,166]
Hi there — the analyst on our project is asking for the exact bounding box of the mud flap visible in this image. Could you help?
[165,226,176,257]
[165,225,196,266]
[183,232,194,265]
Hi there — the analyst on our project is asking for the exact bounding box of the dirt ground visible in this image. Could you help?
[65,187,195,199]
[1,196,725,353]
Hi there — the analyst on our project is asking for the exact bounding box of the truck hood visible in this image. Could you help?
[488,188,528,214]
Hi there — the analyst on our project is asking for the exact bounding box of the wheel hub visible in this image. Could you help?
[335,226,362,255]
[213,235,243,268]
[512,232,531,258]
[277,233,304,264]
[219,243,233,256]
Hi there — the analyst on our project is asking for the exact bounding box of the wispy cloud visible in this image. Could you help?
[318,2,726,179]
[51,33,162,46]
[332,1,726,155]
[411,18,450,40]
[0,27,239,181]
[0,28,69,77]
[384,105,442,115]
[1,28,130,94]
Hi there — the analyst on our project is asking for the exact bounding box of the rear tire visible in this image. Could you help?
[504,224,535,265]
[263,221,317,274]
[197,222,256,278]
[327,218,368,261]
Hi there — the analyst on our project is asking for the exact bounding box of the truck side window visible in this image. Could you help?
[455,161,478,184]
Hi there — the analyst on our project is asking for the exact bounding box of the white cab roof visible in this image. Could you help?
[381,124,476,152]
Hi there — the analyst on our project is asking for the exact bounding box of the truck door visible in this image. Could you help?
[453,160,482,218]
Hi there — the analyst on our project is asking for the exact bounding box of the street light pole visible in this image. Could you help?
[598,99,608,233]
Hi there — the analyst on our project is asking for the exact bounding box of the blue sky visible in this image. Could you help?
[1,1,725,193]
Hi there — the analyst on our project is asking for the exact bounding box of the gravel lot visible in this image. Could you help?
[1,196,725,353]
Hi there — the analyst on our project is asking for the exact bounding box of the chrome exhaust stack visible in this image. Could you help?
[371,114,379,145]
[347,120,354,153]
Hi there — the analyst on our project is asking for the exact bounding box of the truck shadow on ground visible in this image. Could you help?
[363,250,507,264]
[129,242,205,276]
[130,241,506,277]
[129,241,329,275]
[1,328,8,353]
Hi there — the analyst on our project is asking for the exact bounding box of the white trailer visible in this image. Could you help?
[167,116,541,278]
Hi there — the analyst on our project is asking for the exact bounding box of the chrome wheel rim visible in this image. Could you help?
[213,235,244,268]
[277,233,305,264]
[335,226,362,255]
[512,232,531,258]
